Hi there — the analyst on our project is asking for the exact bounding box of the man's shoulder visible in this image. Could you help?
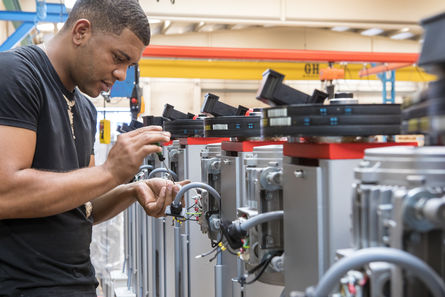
[0,45,38,62]
[0,46,43,78]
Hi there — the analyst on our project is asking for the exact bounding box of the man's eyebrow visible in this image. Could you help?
[117,50,131,61]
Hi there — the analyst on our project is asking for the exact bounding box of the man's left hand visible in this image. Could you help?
[133,178,190,217]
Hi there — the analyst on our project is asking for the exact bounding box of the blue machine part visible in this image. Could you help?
[0,2,68,51]
[110,66,136,98]
[371,63,396,104]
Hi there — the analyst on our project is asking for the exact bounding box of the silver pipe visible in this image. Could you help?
[310,247,445,297]
[215,252,223,297]
[142,214,148,297]
[181,233,189,297]
[151,217,158,297]
[139,164,154,172]
[148,168,178,181]
[172,182,221,206]
[238,210,284,233]
[174,222,183,297]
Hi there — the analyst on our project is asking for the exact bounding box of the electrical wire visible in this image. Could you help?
[223,241,240,256]
[238,251,282,286]
[209,247,223,262]
[195,245,219,259]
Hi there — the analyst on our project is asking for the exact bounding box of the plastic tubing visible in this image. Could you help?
[239,210,283,232]
[172,182,220,206]
[147,168,178,181]
[311,247,445,297]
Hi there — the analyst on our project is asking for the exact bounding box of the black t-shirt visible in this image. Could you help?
[0,45,98,296]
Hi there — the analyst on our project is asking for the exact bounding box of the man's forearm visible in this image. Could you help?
[91,183,137,225]
[0,164,120,219]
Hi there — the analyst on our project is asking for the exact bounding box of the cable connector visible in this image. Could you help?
[165,202,185,218]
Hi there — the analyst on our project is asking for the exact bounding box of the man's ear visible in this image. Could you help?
[71,19,92,46]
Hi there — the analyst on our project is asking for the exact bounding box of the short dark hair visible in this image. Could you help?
[64,0,150,46]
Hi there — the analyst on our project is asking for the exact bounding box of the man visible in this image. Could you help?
[0,0,181,296]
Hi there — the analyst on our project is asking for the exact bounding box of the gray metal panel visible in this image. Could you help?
[220,155,240,222]
[320,159,358,269]
[283,158,360,293]
[167,145,185,297]
[283,161,322,292]
[185,144,215,297]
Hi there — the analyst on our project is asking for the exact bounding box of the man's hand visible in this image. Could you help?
[103,126,170,185]
[134,178,190,217]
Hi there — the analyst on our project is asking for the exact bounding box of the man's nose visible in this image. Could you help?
[113,65,127,81]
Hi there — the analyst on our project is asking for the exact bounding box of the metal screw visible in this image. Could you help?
[294,170,304,178]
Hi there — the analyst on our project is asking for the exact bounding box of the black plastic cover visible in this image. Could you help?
[201,93,248,116]
[143,115,168,127]
[256,69,310,106]
[220,220,245,250]
[418,12,445,70]
[307,89,329,104]
[162,104,194,120]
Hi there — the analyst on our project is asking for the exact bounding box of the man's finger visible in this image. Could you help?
[125,125,163,137]
[132,132,170,148]
[155,184,170,217]
[159,183,173,216]
[146,186,166,216]
[176,180,191,187]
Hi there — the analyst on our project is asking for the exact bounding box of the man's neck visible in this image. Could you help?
[42,36,76,92]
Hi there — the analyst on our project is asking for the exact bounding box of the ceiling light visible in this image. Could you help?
[64,0,77,9]
[360,28,383,36]
[390,32,414,40]
[401,27,410,32]
[331,26,350,32]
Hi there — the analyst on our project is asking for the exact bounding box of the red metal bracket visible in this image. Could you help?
[283,142,417,159]
[222,140,286,152]
[179,137,230,145]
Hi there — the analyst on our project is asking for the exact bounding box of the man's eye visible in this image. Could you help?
[113,54,124,63]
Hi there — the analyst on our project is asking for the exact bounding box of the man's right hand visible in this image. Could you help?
[103,126,170,184]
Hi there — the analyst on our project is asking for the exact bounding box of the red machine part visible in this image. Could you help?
[283,142,418,159]
[222,140,286,152]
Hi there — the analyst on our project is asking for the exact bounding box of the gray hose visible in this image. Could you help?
[239,211,283,233]
[148,168,178,181]
[311,247,445,297]
[172,182,220,206]
[139,165,153,172]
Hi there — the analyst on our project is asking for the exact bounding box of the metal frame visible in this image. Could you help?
[0,2,68,51]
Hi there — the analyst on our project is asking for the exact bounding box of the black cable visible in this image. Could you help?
[244,256,274,285]
[211,234,223,248]
[223,241,239,256]
[238,251,282,286]
[209,248,223,262]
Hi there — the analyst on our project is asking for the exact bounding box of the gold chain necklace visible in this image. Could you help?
[63,94,76,140]
[43,43,92,217]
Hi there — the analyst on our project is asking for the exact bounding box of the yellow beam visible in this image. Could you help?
[140,59,435,82]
